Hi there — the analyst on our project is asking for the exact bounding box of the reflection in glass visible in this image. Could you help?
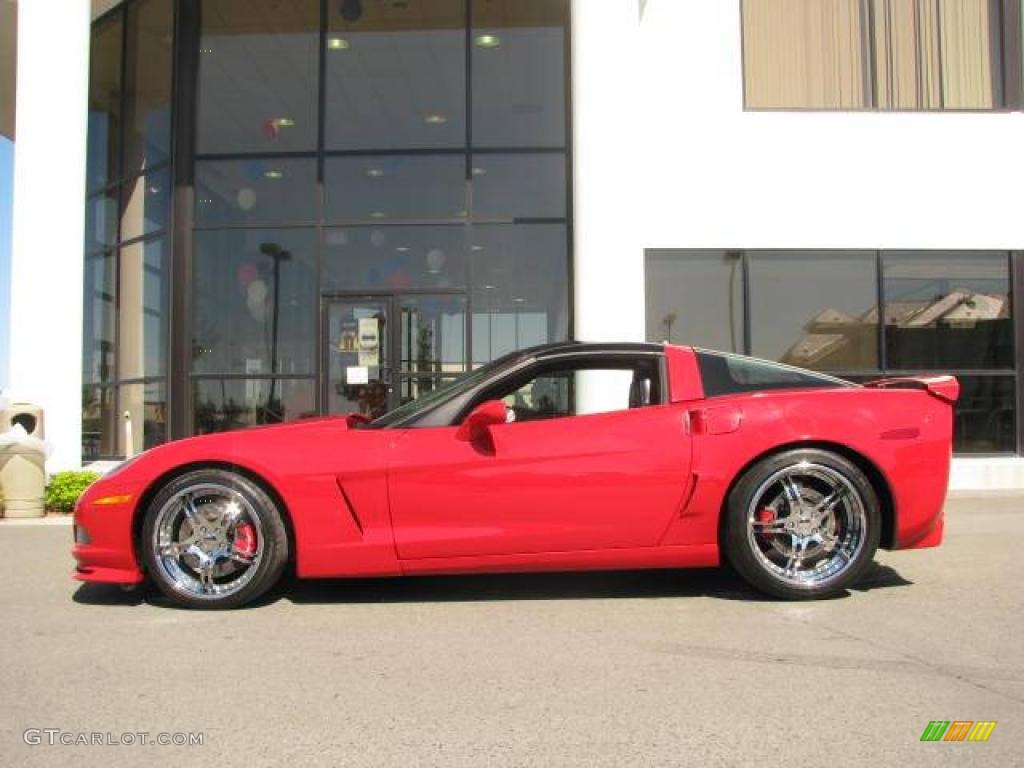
[472,0,567,147]
[749,251,878,371]
[193,229,316,375]
[86,13,123,192]
[325,0,465,150]
[123,0,173,177]
[120,167,170,242]
[82,386,117,461]
[470,153,565,219]
[400,294,467,373]
[83,251,116,383]
[85,190,118,252]
[323,226,466,291]
[193,378,316,435]
[197,0,319,153]
[471,224,568,364]
[884,252,1013,370]
[118,239,168,380]
[195,158,317,227]
[644,250,745,353]
[119,381,168,456]
[324,155,466,221]
[954,376,1017,453]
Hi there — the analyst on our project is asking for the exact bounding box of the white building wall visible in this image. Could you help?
[8,0,91,470]
[573,0,1024,488]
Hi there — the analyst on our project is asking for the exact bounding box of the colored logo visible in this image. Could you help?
[920,721,997,742]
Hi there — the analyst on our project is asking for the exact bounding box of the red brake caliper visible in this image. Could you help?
[756,508,776,525]
[233,523,257,558]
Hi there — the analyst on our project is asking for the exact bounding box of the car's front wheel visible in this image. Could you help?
[724,449,880,600]
[141,469,289,609]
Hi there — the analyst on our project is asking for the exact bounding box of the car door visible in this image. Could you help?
[386,357,694,560]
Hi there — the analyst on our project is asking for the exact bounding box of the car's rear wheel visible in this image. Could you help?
[141,469,289,609]
[724,449,880,600]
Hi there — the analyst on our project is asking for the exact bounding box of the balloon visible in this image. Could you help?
[237,187,257,210]
[426,248,446,273]
[247,279,268,304]
[237,263,258,287]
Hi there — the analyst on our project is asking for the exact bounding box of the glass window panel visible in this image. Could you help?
[83,250,116,384]
[118,381,168,456]
[399,294,467,375]
[471,0,568,147]
[471,153,565,219]
[742,0,868,109]
[323,226,466,291]
[86,13,123,192]
[123,0,173,177]
[324,155,465,221]
[471,223,568,364]
[325,0,465,150]
[120,167,170,242]
[953,376,1017,454]
[748,251,879,371]
[193,228,316,375]
[118,239,168,380]
[644,250,745,353]
[82,386,117,461]
[400,375,459,407]
[192,378,317,434]
[195,158,317,227]
[883,252,1013,370]
[85,189,118,251]
[197,0,319,154]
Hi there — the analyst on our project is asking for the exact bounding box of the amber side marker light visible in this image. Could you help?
[92,494,134,507]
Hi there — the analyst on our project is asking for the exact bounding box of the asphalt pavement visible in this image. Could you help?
[0,494,1021,767]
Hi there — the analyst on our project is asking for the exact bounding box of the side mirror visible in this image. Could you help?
[456,399,508,442]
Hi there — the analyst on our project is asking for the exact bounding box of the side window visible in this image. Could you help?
[493,358,663,424]
[696,351,852,398]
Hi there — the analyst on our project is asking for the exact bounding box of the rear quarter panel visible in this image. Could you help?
[660,387,953,551]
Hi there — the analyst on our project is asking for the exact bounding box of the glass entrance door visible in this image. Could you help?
[324,296,393,418]
[324,293,467,419]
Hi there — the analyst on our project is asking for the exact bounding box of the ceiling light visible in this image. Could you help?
[471,245,484,251]
[364,168,385,178]
[474,34,502,49]
[423,113,448,125]
[482,284,495,290]
[328,37,350,50]
[513,297,526,304]
[272,117,295,128]
[370,211,386,218]
[472,167,486,176]
[395,247,410,252]
[263,170,284,180]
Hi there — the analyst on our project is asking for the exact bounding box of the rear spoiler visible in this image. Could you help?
[862,375,960,404]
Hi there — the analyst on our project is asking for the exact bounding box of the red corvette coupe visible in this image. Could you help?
[73,343,958,608]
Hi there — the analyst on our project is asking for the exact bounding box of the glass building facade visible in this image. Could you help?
[83,0,571,459]
[646,250,1022,455]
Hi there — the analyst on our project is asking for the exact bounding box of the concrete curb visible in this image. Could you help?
[0,516,73,526]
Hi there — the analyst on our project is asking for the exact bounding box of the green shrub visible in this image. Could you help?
[46,471,101,514]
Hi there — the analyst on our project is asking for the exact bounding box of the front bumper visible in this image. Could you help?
[71,483,145,585]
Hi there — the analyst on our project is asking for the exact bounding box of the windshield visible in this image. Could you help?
[366,353,520,428]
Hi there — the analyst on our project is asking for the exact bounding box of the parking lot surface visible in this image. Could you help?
[0,494,1021,767]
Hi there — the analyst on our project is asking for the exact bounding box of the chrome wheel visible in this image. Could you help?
[151,482,264,601]
[745,462,867,589]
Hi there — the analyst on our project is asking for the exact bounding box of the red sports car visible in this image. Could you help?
[73,343,958,608]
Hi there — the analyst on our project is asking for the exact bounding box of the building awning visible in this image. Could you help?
[0,0,15,140]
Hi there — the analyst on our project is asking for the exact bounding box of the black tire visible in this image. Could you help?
[141,469,289,609]
[723,449,881,600]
